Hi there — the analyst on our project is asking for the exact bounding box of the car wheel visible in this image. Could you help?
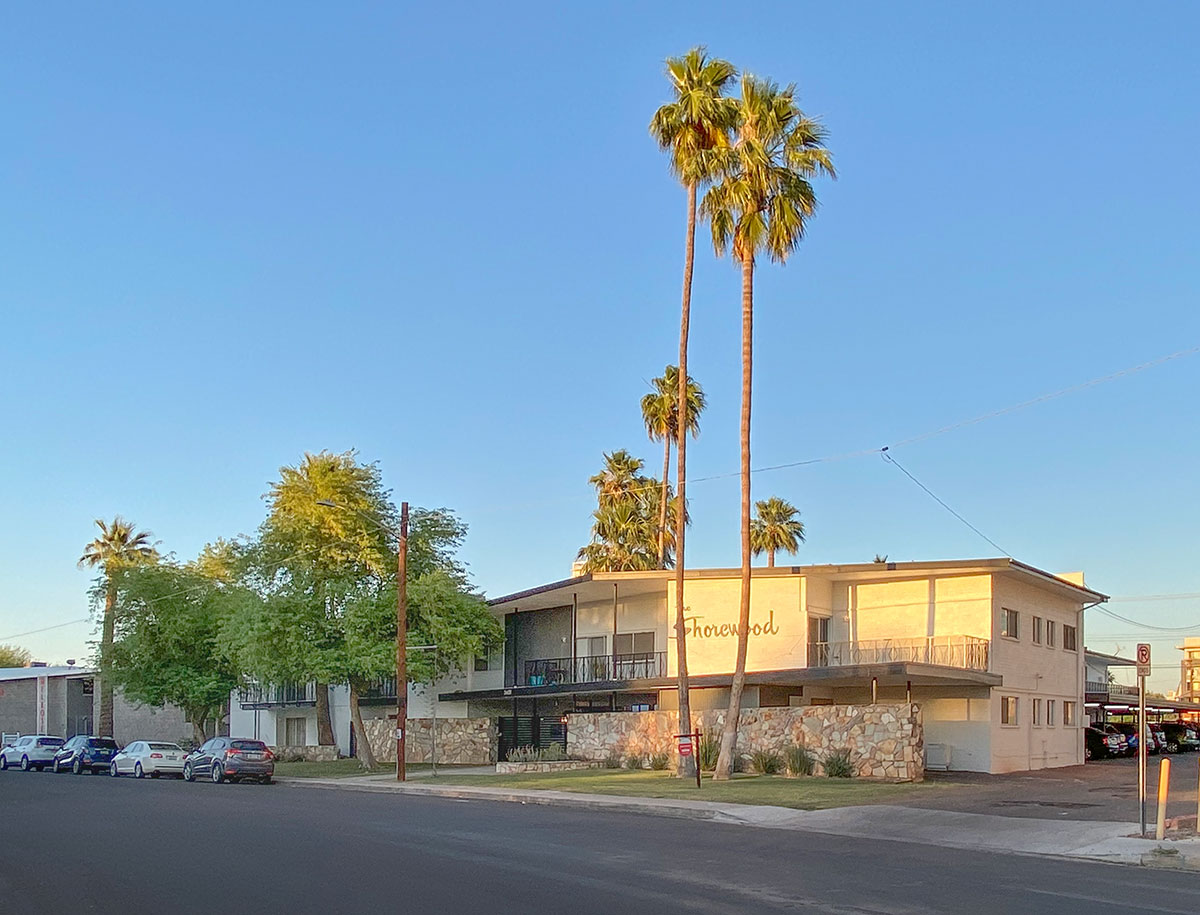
[210,763,225,784]
[1085,745,1093,761]
[110,761,119,777]
[0,754,8,771]
[20,755,32,771]
[1168,741,1179,754]
[260,776,273,785]
[73,757,84,775]
[183,763,195,782]
[52,759,61,773]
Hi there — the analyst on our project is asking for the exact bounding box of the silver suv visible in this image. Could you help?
[0,735,65,771]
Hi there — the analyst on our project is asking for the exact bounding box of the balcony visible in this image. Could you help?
[809,636,990,673]
[522,652,668,687]
[238,682,317,709]
[360,676,398,704]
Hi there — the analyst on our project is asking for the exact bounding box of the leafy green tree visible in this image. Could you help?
[751,497,806,567]
[109,561,249,744]
[0,644,31,668]
[640,366,705,568]
[703,74,834,779]
[224,450,499,769]
[577,451,672,572]
[650,47,738,777]
[79,517,159,737]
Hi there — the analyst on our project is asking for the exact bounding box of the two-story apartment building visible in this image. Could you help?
[439,558,1106,773]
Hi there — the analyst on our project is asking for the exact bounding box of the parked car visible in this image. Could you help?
[52,736,120,774]
[1094,723,1133,757]
[183,737,274,784]
[1085,726,1124,760]
[0,735,65,771]
[1160,723,1199,753]
[1112,723,1152,755]
[109,740,187,779]
[1148,723,1168,753]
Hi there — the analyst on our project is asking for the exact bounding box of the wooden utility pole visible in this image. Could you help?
[396,501,409,781]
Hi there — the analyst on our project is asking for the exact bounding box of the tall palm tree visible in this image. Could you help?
[587,450,645,507]
[751,497,806,567]
[578,453,670,572]
[703,74,834,779]
[640,365,706,568]
[78,517,158,737]
[650,47,737,777]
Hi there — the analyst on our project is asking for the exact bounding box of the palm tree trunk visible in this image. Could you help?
[98,578,116,737]
[674,181,697,779]
[716,253,754,779]
[315,682,335,746]
[658,434,671,568]
[349,684,377,770]
[767,548,775,568]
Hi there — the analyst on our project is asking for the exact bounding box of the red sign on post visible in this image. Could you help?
[677,738,693,756]
[1137,643,1152,679]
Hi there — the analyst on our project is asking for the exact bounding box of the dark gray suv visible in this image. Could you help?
[183,737,274,784]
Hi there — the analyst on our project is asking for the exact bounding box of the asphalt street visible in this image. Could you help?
[1,768,1197,914]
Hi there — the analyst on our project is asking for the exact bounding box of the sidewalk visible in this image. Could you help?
[279,775,1200,869]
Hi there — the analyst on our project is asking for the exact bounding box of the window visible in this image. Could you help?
[1001,696,1018,725]
[613,631,655,656]
[1063,701,1076,727]
[808,616,830,643]
[1032,698,1043,726]
[1001,608,1020,639]
[1032,616,1043,644]
[1046,700,1056,726]
[576,635,606,658]
[1046,621,1056,648]
[1063,625,1077,651]
[474,644,503,672]
[283,717,307,747]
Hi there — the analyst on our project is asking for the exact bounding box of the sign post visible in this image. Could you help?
[1137,642,1151,838]
[677,731,701,789]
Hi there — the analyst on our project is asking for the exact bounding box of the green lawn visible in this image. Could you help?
[274,760,478,779]
[429,768,957,810]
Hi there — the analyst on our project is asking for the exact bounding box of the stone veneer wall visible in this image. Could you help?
[567,704,923,782]
[269,745,340,763]
[363,717,495,765]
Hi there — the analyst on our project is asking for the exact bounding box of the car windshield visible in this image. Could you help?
[148,743,181,751]
[88,738,119,749]
[231,740,267,750]
[36,738,64,747]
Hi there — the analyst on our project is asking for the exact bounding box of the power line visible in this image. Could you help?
[880,450,1010,556]
[1094,606,1200,633]
[0,617,93,642]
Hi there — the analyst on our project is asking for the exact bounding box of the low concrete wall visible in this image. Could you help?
[364,717,495,764]
[567,704,923,781]
[269,745,340,762]
[496,760,602,774]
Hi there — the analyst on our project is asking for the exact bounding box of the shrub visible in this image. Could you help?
[604,751,624,769]
[624,752,647,770]
[649,751,670,770]
[749,749,783,775]
[823,748,855,778]
[506,745,538,763]
[785,744,816,777]
[505,744,568,763]
[697,730,720,771]
[539,743,567,762]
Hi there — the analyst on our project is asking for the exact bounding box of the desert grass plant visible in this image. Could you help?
[822,748,855,778]
[784,744,816,777]
[604,751,625,769]
[625,752,648,770]
[649,750,671,770]
[697,729,721,771]
[749,749,783,775]
[506,745,568,764]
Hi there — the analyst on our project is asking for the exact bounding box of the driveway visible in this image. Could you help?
[909,754,1199,823]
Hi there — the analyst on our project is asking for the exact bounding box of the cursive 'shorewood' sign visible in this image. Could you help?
[685,610,780,639]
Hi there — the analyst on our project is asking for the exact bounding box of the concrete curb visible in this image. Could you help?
[278,777,1200,869]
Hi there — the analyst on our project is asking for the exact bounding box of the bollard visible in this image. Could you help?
[1155,756,1171,841]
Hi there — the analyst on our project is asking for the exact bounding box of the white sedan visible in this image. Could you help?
[0,735,65,771]
[109,741,187,778]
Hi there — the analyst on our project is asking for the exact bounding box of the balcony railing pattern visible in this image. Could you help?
[238,682,317,708]
[522,652,667,687]
[361,676,398,703]
[809,636,990,672]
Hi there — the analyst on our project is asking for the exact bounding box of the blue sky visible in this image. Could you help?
[2,3,1197,689]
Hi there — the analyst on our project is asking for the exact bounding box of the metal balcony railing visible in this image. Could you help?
[522,652,667,687]
[238,682,317,708]
[808,636,990,672]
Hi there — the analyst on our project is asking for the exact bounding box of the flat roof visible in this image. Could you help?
[0,666,93,683]
[487,557,1108,610]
